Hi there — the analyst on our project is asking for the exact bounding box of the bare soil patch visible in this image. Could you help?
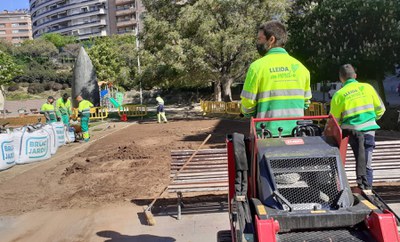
[0,119,248,215]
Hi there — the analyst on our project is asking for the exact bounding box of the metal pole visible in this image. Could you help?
[135,0,143,105]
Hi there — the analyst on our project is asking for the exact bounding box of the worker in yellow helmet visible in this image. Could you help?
[75,95,93,142]
[55,93,72,126]
[240,21,311,136]
[156,94,168,123]
[330,64,385,190]
[41,96,57,123]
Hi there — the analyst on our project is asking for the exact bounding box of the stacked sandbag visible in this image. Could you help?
[0,133,16,171]
[42,124,58,155]
[51,122,66,147]
[65,126,76,143]
[12,126,51,164]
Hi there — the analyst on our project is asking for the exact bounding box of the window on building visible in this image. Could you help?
[12,30,18,33]
[0,30,5,35]
[11,23,18,27]
[0,24,5,28]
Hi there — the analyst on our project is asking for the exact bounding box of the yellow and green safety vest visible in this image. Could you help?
[55,98,72,117]
[330,79,385,131]
[41,102,56,122]
[78,99,94,116]
[241,47,311,136]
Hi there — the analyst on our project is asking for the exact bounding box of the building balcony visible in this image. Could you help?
[116,19,136,28]
[33,8,105,32]
[115,0,135,6]
[116,8,135,17]
[33,19,105,38]
[32,0,106,22]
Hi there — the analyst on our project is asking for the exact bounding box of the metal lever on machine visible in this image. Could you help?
[260,123,266,139]
[278,127,283,138]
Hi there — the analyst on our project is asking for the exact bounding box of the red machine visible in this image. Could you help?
[225,115,400,242]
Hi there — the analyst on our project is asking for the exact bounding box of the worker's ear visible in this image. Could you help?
[354,74,357,79]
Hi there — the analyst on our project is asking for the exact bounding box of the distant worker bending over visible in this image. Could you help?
[75,95,93,142]
[41,96,57,123]
[240,20,311,136]
[330,64,385,190]
[156,95,168,123]
[56,93,72,126]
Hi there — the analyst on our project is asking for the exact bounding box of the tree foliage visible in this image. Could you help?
[14,38,58,62]
[0,50,22,85]
[86,34,137,89]
[41,33,77,49]
[142,0,290,101]
[287,0,400,84]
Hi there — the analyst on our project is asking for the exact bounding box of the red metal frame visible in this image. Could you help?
[366,210,400,242]
[255,216,280,242]
[226,116,400,242]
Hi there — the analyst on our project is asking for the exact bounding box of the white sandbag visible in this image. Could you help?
[0,133,15,171]
[42,124,58,155]
[13,127,51,164]
[51,122,66,147]
[65,126,76,143]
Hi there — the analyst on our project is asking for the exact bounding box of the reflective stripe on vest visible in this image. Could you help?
[341,104,374,118]
[341,120,378,130]
[258,108,304,118]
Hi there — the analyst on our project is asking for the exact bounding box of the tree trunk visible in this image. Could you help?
[213,80,222,101]
[222,77,233,102]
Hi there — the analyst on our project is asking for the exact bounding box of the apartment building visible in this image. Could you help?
[30,0,108,40]
[0,10,33,45]
[29,0,145,40]
[108,0,144,35]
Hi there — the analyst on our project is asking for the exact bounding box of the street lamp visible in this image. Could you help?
[135,0,143,105]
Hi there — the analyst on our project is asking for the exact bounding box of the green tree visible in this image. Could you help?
[142,0,290,101]
[15,38,58,63]
[86,34,137,88]
[0,50,22,85]
[41,33,77,49]
[287,0,400,100]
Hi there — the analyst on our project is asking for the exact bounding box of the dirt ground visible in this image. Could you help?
[0,119,248,216]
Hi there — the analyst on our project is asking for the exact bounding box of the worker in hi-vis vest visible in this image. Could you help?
[330,64,385,190]
[41,96,57,123]
[75,95,93,142]
[240,20,311,136]
[156,95,168,123]
[55,93,72,126]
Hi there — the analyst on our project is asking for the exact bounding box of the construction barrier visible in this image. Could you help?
[201,100,327,117]
[304,102,326,116]
[200,100,228,115]
[225,102,241,114]
[118,104,147,118]
[89,107,108,120]
[72,107,109,121]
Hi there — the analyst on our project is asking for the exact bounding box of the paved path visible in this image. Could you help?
[0,204,228,242]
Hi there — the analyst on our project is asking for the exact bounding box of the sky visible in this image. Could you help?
[0,0,29,11]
